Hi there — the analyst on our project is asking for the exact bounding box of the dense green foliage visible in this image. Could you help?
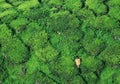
[0,0,120,84]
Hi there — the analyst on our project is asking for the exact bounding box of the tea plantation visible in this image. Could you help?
[0,0,120,84]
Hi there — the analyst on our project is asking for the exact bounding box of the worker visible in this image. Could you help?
[75,57,81,68]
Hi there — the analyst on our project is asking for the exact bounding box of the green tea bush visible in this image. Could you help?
[86,0,107,15]
[0,8,18,23]
[84,38,105,56]
[1,38,27,63]
[99,42,120,66]
[10,18,28,33]
[99,67,120,84]
[81,56,102,72]
[109,6,120,20]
